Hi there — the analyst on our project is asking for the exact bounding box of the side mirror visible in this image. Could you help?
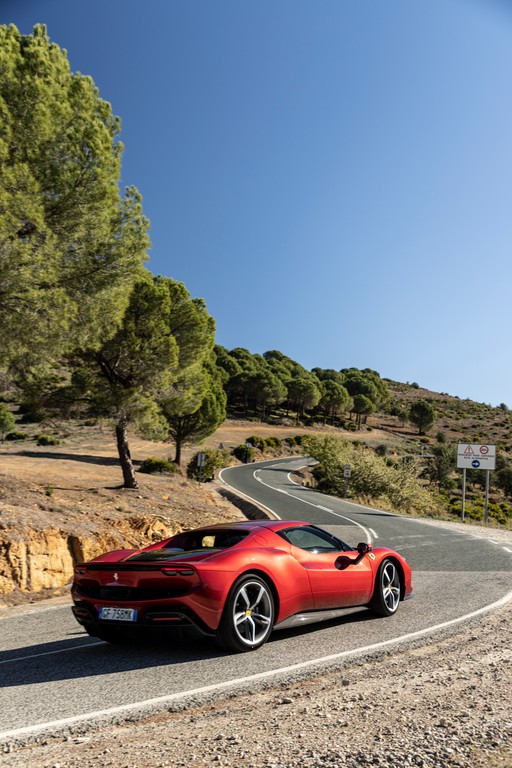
[356,542,373,555]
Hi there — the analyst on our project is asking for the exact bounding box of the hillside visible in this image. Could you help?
[384,379,512,449]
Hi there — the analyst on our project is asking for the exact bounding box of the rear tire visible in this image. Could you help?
[216,574,274,652]
[371,559,401,617]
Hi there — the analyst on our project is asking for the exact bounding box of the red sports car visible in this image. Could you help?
[71,520,412,652]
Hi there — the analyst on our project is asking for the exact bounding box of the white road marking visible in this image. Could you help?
[316,505,333,512]
[245,465,373,544]
[2,587,512,743]
[369,528,378,539]
[218,467,281,520]
[0,641,104,665]
[503,547,512,554]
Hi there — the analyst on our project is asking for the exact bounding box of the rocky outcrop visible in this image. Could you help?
[0,516,175,598]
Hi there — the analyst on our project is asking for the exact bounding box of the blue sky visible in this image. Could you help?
[4,0,512,406]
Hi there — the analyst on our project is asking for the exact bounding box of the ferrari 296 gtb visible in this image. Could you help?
[71,519,412,652]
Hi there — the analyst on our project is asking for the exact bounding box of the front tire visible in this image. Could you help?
[371,559,401,617]
[216,574,274,652]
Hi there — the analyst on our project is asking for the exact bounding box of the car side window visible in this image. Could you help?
[279,526,347,553]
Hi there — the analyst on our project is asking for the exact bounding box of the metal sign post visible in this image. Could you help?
[343,464,351,498]
[485,470,490,524]
[197,452,205,482]
[461,468,466,522]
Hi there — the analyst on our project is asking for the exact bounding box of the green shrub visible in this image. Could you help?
[246,435,265,449]
[35,434,60,446]
[448,498,510,525]
[0,404,15,440]
[303,434,434,514]
[139,457,178,474]
[488,503,508,525]
[264,436,282,450]
[5,431,27,441]
[232,444,255,463]
[187,449,231,481]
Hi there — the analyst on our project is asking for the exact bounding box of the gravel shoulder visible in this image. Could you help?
[3,523,512,768]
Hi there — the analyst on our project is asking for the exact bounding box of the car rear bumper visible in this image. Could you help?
[72,601,215,637]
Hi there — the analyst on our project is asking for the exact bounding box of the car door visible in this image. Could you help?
[285,526,373,610]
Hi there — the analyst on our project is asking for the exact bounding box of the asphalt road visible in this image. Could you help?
[1,457,511,743]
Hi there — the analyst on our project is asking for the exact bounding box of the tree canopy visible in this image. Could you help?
[409,399,436,435]
[0,24,148,369]
[160,355,227,466]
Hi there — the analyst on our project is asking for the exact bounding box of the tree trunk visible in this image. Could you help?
[115,421,139,489]
[174,439,182,466]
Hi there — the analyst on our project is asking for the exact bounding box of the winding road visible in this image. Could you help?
[1,457,511,743]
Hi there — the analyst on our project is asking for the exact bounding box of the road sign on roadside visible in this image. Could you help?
[457,443,495,470]
[457,443,495,525]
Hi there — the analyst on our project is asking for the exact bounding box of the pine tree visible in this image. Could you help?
[0,24,149,369]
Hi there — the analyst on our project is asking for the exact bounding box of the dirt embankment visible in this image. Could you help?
[0,425,244,605]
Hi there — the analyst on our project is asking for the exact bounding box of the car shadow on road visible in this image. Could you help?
[0,633,225,688]
[0,610,381,689]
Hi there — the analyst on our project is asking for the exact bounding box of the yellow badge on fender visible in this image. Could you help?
[369,553,376,560]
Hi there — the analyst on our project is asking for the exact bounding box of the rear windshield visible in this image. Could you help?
[169,530,250,551]
[125,530,251,561]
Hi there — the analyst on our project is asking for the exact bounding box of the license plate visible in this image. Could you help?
[98,606,137,622]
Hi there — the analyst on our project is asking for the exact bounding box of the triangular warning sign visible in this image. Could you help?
[464,445,474,455]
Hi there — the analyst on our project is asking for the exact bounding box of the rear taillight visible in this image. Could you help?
[161,568,195,577]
